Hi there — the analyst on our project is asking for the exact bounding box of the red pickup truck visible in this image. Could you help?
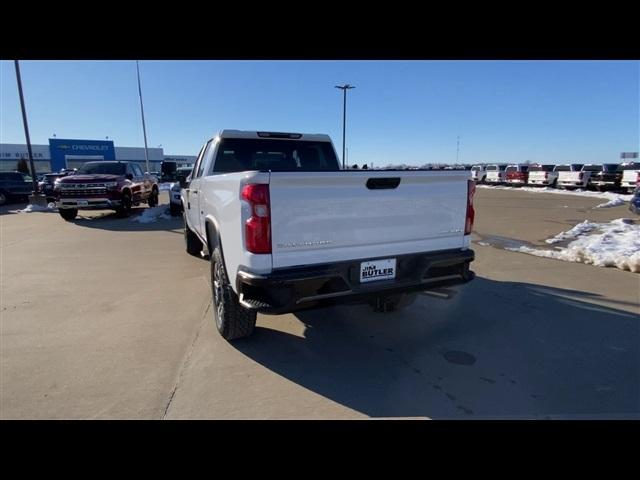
[505,164,529,185]
[55,161,159,221]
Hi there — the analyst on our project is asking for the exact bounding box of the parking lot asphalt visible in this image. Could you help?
[1,189,639,419]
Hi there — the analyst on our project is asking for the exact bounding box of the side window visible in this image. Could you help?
[192,140,211,179]
[197,140,215,178]
[126,164,134,177]
[132,164,144,177]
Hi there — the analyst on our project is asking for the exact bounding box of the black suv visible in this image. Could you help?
[0,172,33,206]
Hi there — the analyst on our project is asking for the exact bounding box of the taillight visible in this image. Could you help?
[465,179,475,235]
[241,184,271,254]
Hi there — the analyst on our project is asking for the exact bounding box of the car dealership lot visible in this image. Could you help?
[1,190,638,419]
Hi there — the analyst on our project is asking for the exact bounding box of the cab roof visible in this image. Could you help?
[219,130,332,142]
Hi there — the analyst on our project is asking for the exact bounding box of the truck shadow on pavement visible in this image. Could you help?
[67,206,183,232]
[233,277,640,419]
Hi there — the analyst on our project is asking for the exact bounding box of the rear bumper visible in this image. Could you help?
[235,248,475,314]
[57,198,122,209]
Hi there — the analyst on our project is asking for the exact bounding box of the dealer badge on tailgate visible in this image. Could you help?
[360,258,396,283]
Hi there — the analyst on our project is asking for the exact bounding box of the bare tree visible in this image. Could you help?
[16,158,30,175]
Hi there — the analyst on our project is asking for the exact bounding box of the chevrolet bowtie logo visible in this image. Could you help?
[58,145,70,150]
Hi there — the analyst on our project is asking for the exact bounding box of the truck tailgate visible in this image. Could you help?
[268,171,470,269]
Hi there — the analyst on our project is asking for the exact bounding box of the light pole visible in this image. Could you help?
[335,84,355,170]
[14,60,45,205]
[136,60,150,173]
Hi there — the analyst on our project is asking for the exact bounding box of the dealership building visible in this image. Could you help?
[0,138,196,174]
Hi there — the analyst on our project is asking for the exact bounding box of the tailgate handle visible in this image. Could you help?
[366,177,401,190]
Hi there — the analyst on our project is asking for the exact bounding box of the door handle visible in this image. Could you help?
[366,177,401,189]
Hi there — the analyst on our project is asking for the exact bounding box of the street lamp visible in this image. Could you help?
[14,60,46,206]
[136,60,150,173]
[335,84,355,170]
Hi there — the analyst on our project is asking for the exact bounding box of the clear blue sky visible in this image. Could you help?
[1,60,638,166]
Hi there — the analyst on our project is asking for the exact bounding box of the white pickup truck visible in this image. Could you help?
[484,164,507,184]
[556,164,587,189]
[619,162,640,193]
[182,130,476,340]
[527,164,557,187]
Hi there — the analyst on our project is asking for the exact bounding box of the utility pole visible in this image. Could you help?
[335,84,355,170]
[136,60,150,173]
[14,60,45,205]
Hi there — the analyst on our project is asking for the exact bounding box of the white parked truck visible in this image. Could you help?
[470,165,486,183]
[182,130,476,340]
[556,164,587,189]
[527,164,557,187]
[619,163,640,193]
[484,164,507,184]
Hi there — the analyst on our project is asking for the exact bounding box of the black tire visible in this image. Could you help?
[184,213,203,256]
[369,293,417,313]
[170,202,182,216]
[59,208,77,221]
[117,192,132,217]
[148,188,159,207]
[211,246,256,340]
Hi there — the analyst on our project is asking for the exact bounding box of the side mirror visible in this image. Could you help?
[126,173,133,181]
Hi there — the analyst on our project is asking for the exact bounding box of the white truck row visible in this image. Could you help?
[472,163,639,192]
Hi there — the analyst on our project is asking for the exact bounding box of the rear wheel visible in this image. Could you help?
[148,188,158,207]
[117,192,132,217]
[184,213,203,256]
[59,208,77,221]
[170,202,181,216]
[211,246,256,340]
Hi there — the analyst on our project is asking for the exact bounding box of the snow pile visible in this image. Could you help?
[131,205,171,223]
[544,220,599,244]
[507,218,640,273]
[19,203,57,213]
[477,185,631,208]
[595,197,627,209]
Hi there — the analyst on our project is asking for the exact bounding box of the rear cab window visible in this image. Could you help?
[618,163,639,172]
[211,139,340,174]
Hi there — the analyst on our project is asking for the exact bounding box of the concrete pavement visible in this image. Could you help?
[1,189,638,419]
